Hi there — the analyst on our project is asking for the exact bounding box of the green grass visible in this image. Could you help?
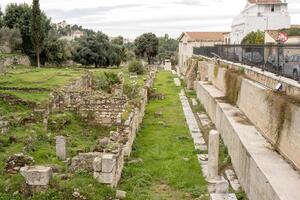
[119,71,207,200]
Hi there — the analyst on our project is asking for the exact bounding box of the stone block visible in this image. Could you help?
[116,190,127,199]
[20,166,52,186]
[56,136,66,160]
[93,157,102,172]
[93,172,114,184]
[210,193,237,200]
[102,154,116,173]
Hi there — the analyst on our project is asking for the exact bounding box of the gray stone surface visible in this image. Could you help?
[20,166,52,186]
[196,81,300,200]
[56,136,66,160]
[208,130,219,182]
[93,172,114,184]
[174,78,181,87]
[210,193,237,200]
[225,169,241,191]
[101,154,116,173]
[116,190,127,199]
[93,157,102,172]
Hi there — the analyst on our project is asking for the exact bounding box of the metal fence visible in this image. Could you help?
[194,44,300,81]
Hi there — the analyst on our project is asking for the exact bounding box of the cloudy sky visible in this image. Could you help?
[1,0,300,39]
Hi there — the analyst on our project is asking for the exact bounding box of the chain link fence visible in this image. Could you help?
[194,45,300,82]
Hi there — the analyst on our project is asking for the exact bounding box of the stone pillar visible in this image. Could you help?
[208,130,219,181]
[56,136,66,160]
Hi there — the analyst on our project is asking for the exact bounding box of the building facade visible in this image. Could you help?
[178,32,225,75]
[231,0,291,44]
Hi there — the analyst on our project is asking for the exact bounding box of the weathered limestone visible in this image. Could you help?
[20,166,52,186]
[225,169,241,192]
[196,81,300,200]
[56,136,66,160]
[5,153,34,174]
[116,190,127,199]
[174,78,181,87]
[210,193,237,200]
[208,130,219,182]
[70,152,102,172]
[0,119,9,134]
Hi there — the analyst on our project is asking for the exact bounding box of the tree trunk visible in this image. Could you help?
[36,47,40,68]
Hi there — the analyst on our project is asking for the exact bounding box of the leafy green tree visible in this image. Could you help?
[111,36,124,46]
[0,27,23,52]
[3,3,50,62]
[241,31,265,45]
[0,6,3,28]
[31,0,44,67]
[134,33,159,64]
[158,34,178,63]
[72,32,110,67]
[44,34,71,65]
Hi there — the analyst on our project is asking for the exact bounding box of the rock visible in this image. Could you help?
[154,111,163,118]
[69,152,102,172]
[102,154,116,173]
[20,166,52,186]
[157,121,167,127]
[127,158,143,164]
[56,136,66,160]
[93,157,102,172]
[5,153,34,173]
[191,98,198,106]
[116,190,126,199]
[9,135,17,143]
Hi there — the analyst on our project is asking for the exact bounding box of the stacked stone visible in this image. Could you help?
[0,118,9,134]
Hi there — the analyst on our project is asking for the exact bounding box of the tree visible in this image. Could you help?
[0,6,3,28]
[44,34,71,65]
[72,32,110,67]
[31,0,44,68]
[134,33,159,64]
[241,31,265,45]
[3,3,50,61]
[157,34,178,63]
[0,27,23,52]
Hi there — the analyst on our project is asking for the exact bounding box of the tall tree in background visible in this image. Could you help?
[0,6,3,28]
[30,0,44,67]
[134,33,159,64]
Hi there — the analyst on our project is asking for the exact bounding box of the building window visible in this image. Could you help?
[271,5,275,12]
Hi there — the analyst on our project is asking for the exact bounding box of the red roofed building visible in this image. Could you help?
[231,0,290,44]
[178,32,225,74]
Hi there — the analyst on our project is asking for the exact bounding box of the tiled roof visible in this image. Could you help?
[248,0,283,4]
[180,32,225,42]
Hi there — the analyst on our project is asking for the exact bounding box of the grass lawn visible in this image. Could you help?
[0,67,86,104]
[119,71,207,200]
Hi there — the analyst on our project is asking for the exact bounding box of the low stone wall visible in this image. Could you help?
[69,70,156,187]
[196,81,300,200]
[190,58,300,171]
[0,55,31,74]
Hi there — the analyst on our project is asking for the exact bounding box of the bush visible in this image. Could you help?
[94,72,121,93]
[128,60,144,75]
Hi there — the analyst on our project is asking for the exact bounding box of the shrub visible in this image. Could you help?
[128,60,144,75]
[94,72,121,93]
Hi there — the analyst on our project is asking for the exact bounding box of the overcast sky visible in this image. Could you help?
[1,0,300,39]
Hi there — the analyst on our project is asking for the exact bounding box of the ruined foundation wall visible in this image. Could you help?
[0,55,31,74]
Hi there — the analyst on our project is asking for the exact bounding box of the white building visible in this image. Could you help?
[231,0,291,44]
[178,32,225,75]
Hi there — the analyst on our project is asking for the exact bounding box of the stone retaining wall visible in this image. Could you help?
[195,81,300,200]
[0,55,30,74]
[189,58,300,171]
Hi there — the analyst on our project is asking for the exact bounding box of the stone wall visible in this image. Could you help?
[0,55,31,74]
[195,81,300,200]
[190,58,300,171]
[69,69,156,187]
